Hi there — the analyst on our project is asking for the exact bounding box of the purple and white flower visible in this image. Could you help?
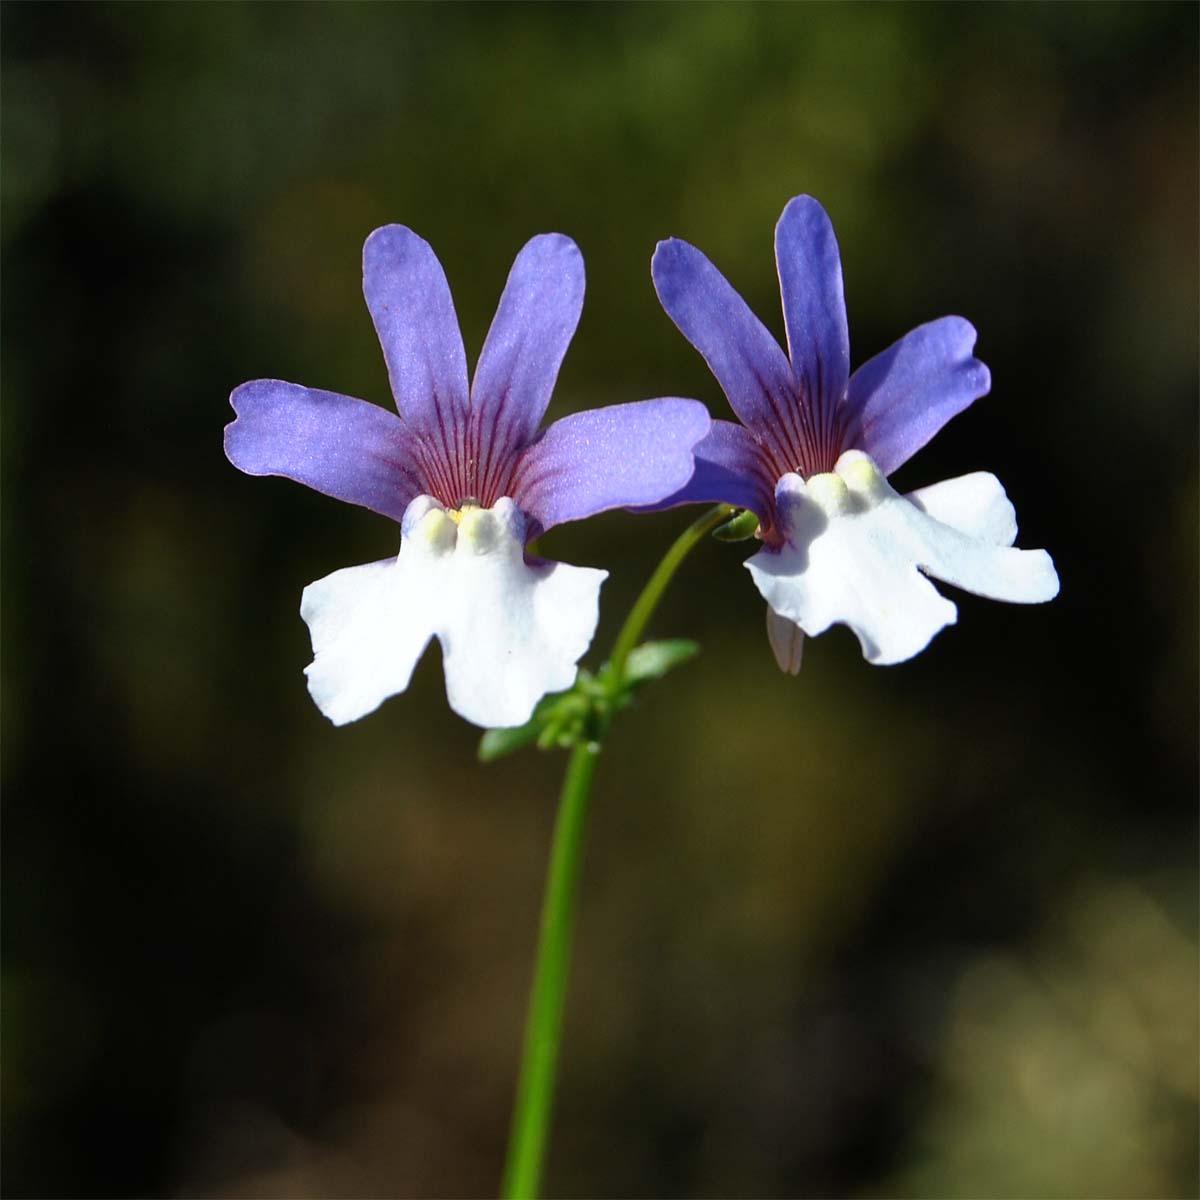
[226,227,709,727]
[653,195,1059,673]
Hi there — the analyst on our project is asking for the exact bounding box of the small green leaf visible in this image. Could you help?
[477,676,597,761]
[712,508,760,541]
[479,717,548,762]
[622,639,701,687]
[478,689,567,762]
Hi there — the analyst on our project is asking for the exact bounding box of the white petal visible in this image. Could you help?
[905,472,1017,546]
[746,452,1059,666]
[300,496,606,729]
[441,547,606,728]
[765,603,805,675]
[748,512,957,665]
[301,557,437,726]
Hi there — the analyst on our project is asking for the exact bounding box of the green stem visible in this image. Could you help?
[607,504,734,685]
[501,740,599,1200]
[500,504,733,1199]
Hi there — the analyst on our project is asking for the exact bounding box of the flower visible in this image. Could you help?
[652,195,1059,673]
[226,226,709,727]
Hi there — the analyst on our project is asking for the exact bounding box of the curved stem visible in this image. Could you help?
[607,504,733,685]
[500,503,733,1199]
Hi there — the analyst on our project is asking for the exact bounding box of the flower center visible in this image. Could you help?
[775,450,891,537]
[805,451,888,515]
[401,495,526,558]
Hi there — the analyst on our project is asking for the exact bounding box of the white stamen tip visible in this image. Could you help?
[457,505,501,554]
[836,450,887,501]
[806,472,854,516]
[413,507,457,555]
[401,494,445,537]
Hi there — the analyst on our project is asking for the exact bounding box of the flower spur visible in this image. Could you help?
[226,226,709,727]
[652,194,1059,672]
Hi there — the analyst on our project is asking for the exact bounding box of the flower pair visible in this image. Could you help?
[225,198,1058,729]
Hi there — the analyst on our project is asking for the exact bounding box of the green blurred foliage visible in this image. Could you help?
[2,3,1196,1198]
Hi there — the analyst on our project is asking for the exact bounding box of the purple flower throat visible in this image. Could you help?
[400,400,553,516]
[752,357,847,481]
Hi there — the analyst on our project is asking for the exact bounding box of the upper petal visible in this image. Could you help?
[225,380,423,522]
[362,225,470,437]
[652,237,805,470]
[843,317,991,477]
[774,196,850,443]
[469,234,585,497]
[512,398,710,536]
[638,419,775,522]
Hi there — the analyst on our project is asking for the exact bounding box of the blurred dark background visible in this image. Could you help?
[3,4,1197,1198]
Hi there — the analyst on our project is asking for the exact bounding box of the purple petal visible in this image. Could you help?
[842,317,991,477]
[640,419,775,520]
[774,196,850,452]
[362,225,470,440]
[652,238,807,472]
[511,398,711,536]
[225,379,422,522]
[469,234,585,499]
